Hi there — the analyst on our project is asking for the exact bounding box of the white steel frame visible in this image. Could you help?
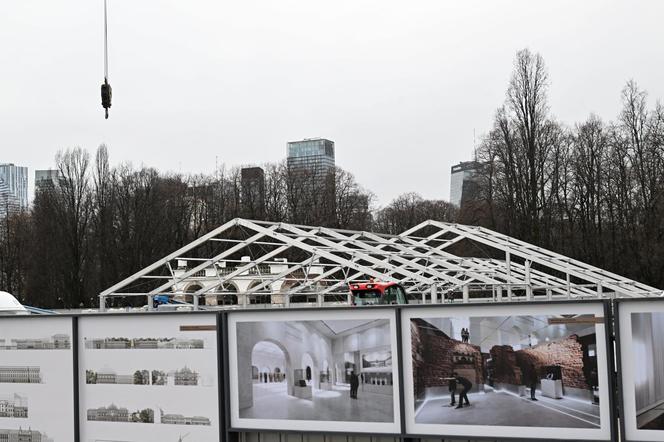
[99,218,663,311]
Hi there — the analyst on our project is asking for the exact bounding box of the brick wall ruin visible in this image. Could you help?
[411,319,483,397]
[516,334,588,390]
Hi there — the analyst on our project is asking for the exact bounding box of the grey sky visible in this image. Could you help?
[1,0,663,205]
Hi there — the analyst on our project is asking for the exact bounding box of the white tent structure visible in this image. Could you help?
[99,218,662,311]
[0,291,29,315]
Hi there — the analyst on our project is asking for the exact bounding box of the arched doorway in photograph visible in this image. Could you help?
[301,352,319,388]
[248,340,291,407]
[320,359,331,387]
[247,280,272,305]
[216,282,239,306]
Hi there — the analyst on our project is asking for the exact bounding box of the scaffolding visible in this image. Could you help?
[99,218,663,311]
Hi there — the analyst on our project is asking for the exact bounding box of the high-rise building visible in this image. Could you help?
[241,167,266,219]
[34,169,61,189]
[0,163,28,217]
[286,138,336,222]
[287,138,335,176]
[449,161,481,207]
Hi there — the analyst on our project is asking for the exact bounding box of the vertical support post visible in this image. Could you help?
[506,249,513,299]
[422,290,426,304]
[99,295,106,312]
[430,284,438,304]
[193,291,199,311]
[525,260,532,301]
[566,272,571,299]
[317,292,324,307]
[147,295,154,312]
[462,284,470,303]
[497,285,503,302]
[597,281,603,298]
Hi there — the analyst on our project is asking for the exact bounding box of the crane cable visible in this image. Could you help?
[104,0,108,81]
[100,0,112,119]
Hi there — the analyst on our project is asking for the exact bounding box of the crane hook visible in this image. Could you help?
[101,77,112,119]
[101,0,112,119]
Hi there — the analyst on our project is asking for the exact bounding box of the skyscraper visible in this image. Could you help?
[286,138,336,223]
[0,163,28,217]
[449,161,481,207]
[286,138,335,176]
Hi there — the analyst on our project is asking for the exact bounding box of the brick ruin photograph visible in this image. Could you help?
[410,313,602,430]
[630,311,664,431]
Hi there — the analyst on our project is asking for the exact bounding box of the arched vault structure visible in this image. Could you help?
[98,218,662,310]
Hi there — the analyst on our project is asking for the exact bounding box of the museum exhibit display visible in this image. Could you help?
[78,313,221,442]
[0,316,75,441]
[616,299,664,442]
[401,302,613,440]
[227,308,401,434]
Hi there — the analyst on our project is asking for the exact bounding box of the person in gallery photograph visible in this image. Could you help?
[447,374,457,406]
[350,371,359,399]
[236,318,395,422]
[443,372,472,409]
[631,312,664,430]
[411,314,601,428]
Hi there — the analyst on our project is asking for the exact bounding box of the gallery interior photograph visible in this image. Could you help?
[411,314,601,429]
[631,312,664,430]
[234,317,395,423]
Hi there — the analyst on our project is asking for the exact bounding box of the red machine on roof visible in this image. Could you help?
[349,280,408,305]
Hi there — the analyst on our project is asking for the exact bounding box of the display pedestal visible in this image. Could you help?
[541,379,563,399]
[293,385,313,400]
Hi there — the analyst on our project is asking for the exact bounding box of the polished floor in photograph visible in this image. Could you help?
[416,389,600,428]
[240,382,394,422]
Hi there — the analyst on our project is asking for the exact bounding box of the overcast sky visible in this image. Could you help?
[1,0,663,205]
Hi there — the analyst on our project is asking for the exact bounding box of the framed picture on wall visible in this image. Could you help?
[227,307,401,434]
[616,299,664,442]
[0,316,75,442]
[401,301,614,441]
[78,313,221,442]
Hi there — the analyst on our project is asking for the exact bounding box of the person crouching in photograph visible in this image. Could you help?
[447,375,457,406]
[349,371,359,399]
[444,372,471,408]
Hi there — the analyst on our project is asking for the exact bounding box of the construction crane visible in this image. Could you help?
[100,0,112,118]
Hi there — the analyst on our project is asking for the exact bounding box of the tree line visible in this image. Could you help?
[0,147,455,308]
[2,48,661,308]
[462,49,664,290]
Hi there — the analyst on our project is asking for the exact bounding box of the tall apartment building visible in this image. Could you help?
[449,161,481,207]
[287,138,336,175]
[0,163,28,217]
[286,138,336,221]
